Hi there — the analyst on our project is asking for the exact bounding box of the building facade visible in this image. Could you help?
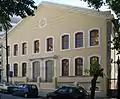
[2,2,113,95]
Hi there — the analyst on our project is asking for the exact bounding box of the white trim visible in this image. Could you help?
[60,33,70,51]
[54,59,57,77]
[88,54,101,70]
[73,56,85,76]
[45,36,54,53]
[12,43,19,57]
[13,62,19,77]
[32,39,40,55]
[73,31,85,49]
[39,18,47,28]
[20,61,28,77]
[30,62,33,79]
[40,60,42,78]
[20,41,28,56]
[88,28,100,48]
[60,57,71,76]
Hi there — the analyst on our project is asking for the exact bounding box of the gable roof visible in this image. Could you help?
[6,1,113,37]
[38,1,113,19]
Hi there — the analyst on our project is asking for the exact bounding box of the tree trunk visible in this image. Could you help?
[90,76,98,99]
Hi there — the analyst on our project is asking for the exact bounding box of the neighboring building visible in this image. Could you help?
[2,1,113,95]
[0,16,21,82]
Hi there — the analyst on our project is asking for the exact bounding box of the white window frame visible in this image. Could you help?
[73,56,85,76]
[32,39,40,54]
[88,28,100,48]
[12,43,19,57]
[73,31,85,49]
[60,57,70,76]
[21,61,28,77]
[39,18,47,28]
[21,41,28,56]
[13,62,19,77]
[60,33,70,51]
[45,36,54,53]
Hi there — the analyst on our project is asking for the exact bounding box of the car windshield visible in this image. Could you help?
[56,87,68,93]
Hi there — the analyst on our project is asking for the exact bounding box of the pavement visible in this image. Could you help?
[38,89,116,99]
[39,89,55,98]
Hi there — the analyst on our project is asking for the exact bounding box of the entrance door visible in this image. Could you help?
[45,60,54,82]
[32,61,40,82]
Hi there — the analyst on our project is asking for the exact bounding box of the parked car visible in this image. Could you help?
[0,82,12,93]
[7,84,20,94]
[46,85,90,99]
[12,84,38,98]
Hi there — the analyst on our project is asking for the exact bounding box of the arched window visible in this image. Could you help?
[61,35,69,50]
[13,63,18,77]
[90,56,99,64]
[34,40,40,53]
[22,62,27,77]
[75,32,84,48]
[13,44,18,56]
[22,42,27,55]
[90,56,99,75]
[61,59,69,76]
[75,57,83,76]
[89,29,99,46]
[46,37,53,52]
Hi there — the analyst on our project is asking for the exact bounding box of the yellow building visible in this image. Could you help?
[2,1,113,95]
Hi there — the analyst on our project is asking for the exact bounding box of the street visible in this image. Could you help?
[0,93,43,99]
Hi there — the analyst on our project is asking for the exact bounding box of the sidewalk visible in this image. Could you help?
[38,88,55,98]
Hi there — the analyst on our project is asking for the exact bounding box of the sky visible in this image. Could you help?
[34,0,109,11]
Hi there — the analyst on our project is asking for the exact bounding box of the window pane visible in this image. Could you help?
[22,43,27,55]
[90,56,99,76]
[75,58,83,76]
[22,63,27,77]
[14,44,18,56]
[14,64,18,77]
[62,35,69,49]
[75,32,83,48]
[90,29,99,46]
[90,56,99,64]
[34,40,39,53]
[57,87,68,93]
[62,59,69,76]
[47,38,53,51]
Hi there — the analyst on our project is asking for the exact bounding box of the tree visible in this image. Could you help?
[81,0,120,54]
[0,0,37,83]
[0,0,37,29]
[81,0,120,98]
[85,62,104,99]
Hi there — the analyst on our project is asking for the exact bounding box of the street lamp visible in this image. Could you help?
[117,56,120,99]
[5,27,9,83]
